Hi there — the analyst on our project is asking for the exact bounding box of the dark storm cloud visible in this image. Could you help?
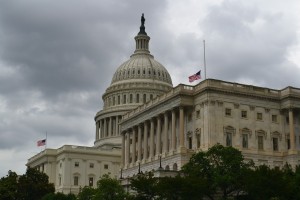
[201,0,300,89]
[0,0,168,176]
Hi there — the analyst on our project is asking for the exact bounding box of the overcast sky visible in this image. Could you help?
[0,0,300,177]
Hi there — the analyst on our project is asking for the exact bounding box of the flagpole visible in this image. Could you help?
[45,132,47,149]
[203,40,207,80]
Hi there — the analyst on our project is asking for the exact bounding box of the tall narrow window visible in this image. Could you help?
[143,94,146,103]
[226,132,232,147]
[150,94,153,100]
[136,94,139,103]
[196,134,200,148]
[89,177,94,187]
[287,139,290,149]
[258,136,264,150]
[74,176,79,186]
[273,138,279,151]
[118,95,120,105]
[130,94,133,103]
[242,134,248,148]
[123,94,126,104]
[188,137,192,149]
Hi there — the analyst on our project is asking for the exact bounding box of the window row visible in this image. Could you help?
[224,128,285,152]
[106,93,158,107]
[71,162,109,169]
[116,68,169,80]
[225,108,279,122]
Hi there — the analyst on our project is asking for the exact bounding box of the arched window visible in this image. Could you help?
[165,165,170,171]
[224,126,235,147]
[173,163,178,171]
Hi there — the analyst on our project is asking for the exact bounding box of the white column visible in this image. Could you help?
[289,108,295,151]
[156,116,161,156]
[108,117,112,137]
[122,133,125,166]
[137,125,142,161]
[171,109,176,152]
[164,112,169,154]
[115,116,119,136]
[150,119,155,159]
[179,107,185,148]
[143,122,148,161]
[96,121,99,140]
[132,128,136,164]
[126,132,130,166]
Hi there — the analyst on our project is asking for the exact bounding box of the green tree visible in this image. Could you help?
[130,172,159,200]
[77,186,96,200]
[17,167,55,200]
[0,170,18,200]
[42,192,76,200]
[244,165,291,200]
[157,175,205,200]
[181,144,254,200]
[93,174,128,200]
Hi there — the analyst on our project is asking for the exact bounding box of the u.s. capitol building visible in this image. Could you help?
[27,15,300,193]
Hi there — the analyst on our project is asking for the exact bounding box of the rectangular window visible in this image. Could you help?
[242,134,248,148]
[258,136,264,150]
[113,97,115,105]
[104,164,109,169]
[287,139,290,149]
[130,94,133,103]
[257,112,263,120]
[75,162,79,167]
[286,117,289,124]
[90,163,94,168]
[123,95,126,104]
[196,134,201,148]
[188,137,192,149]
[89,177,94,187]
[143,94,146,103]
[225,108,231,116]
[226,132,232,147]
[188,113,192,122]
[272,115,277,123]
[196,110,200,118]
[241,110,247,118]
[136,94,139,103]
[273,138,279,151]
[74,176,79,186]
[118,95,120,104]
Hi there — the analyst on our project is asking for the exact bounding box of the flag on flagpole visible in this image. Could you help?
[189,70,201,83]
[37,139,46,147]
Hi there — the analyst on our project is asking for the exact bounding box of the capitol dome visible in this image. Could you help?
[94,14,173,149]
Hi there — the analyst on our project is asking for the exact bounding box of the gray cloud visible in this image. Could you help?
[0,0,300,177]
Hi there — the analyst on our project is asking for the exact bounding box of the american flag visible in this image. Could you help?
[37,139,46,147]
[189,70,201,83]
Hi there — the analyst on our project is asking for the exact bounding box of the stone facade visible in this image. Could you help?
[26,145,121,194]
[27,15,300,193]
[120,80,300,180]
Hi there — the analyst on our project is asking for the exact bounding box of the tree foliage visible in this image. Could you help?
[182,144,254,200]
[93,174,129,200]
[0,168,54,200]
[42,192,76,200]
[77,186,96,200]
[17,167,55,200]
[0,170,18,200]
